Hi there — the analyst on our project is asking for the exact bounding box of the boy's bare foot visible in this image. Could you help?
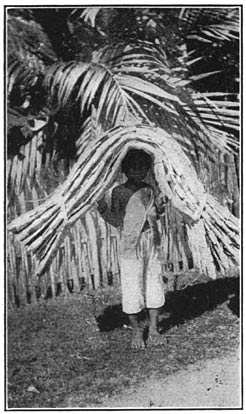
[131,329,145,349]
[147,329,165,347]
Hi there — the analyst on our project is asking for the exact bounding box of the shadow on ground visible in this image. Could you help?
[96,276,239,332]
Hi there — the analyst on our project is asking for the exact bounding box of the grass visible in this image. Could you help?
[7,274,240,408]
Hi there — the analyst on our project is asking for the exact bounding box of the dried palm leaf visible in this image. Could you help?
[8,124,239,278]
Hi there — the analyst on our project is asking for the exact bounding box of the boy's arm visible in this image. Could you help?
[146,203,162,247]
[146,190,169,246]
[97,188,123,228]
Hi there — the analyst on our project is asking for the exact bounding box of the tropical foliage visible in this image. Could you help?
[7,7,240,283]
[7,7,239,164]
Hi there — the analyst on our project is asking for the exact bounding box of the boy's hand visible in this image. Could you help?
[156,194,169,207]
[156,194,169,215]
[97,197,108,214]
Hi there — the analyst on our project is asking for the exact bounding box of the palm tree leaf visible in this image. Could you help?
[191,93,239,132]
[45,62,90,107]
[119,74,180,105]
[180,7,239,43]
[7,13,57,97]
[104,84,120,120]
[189,70,221,82]
[43,44,239,159]
[115,92,149,123]
[187,35,212,43]
[78,66,107,110]
[86,68,108,108]
[95,76,114,121]
[185,56,203,66]
[119,79,179,116]
[76,111,103,157]
[80,7,101,28]
[59,63,89,104]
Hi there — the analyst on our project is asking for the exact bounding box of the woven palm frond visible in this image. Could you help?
[8,124,239,278]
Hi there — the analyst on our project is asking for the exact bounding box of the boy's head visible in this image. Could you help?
[121,149,152,183]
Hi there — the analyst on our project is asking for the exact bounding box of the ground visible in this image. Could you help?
[7,274,241,409]
[95,353,240,408]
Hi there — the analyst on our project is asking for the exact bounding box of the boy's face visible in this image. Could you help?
[125,158,149,183]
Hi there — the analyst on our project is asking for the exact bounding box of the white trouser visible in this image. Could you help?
[120,231,165,314]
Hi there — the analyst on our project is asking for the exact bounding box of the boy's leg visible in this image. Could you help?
[148,308,165,346]
[120,256,145,349]
[128,314,145,349]
[145,250,166,346]
[149,308,159,333]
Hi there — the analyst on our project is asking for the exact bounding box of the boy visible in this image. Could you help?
[97,149,168,349]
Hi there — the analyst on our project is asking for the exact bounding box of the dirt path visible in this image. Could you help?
[96,352,241,409]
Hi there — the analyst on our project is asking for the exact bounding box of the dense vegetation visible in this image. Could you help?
[7,6,240,303]
[8,7,239,166]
